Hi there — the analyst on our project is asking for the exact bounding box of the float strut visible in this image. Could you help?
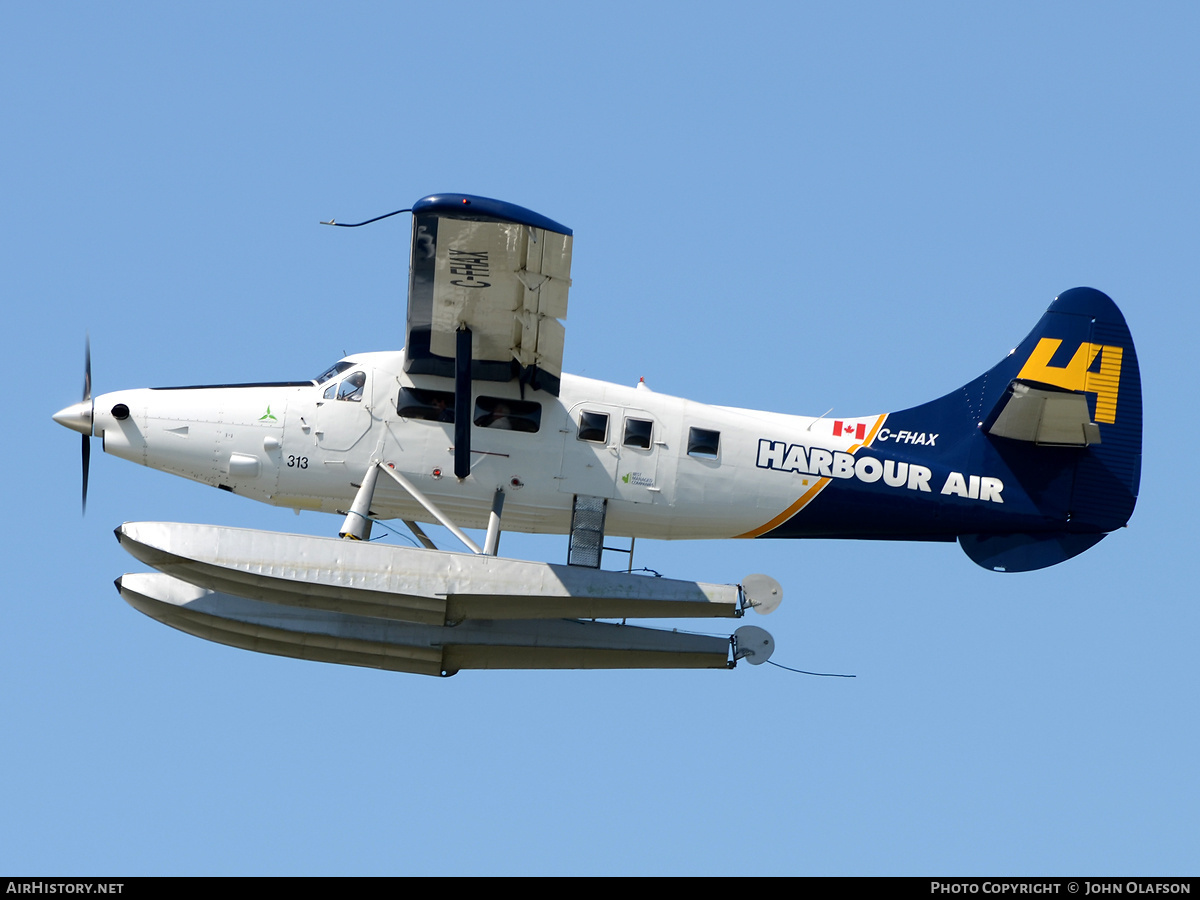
[403,520,437,551]
[377,463,483,554]
[484,489,505,556]
[339,463,381,541]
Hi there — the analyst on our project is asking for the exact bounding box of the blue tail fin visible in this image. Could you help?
[749,287,1138,571]
[953,288,1141,570]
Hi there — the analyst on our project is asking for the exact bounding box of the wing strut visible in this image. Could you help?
[454,326,472,479]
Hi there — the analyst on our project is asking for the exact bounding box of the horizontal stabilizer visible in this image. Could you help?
[985,381,1101,446]
[959,532,1107,572]
[116,573,733,676]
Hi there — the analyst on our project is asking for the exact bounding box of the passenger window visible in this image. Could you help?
[687,427,720,459]
[623,418,652,449]
[397,387,455,423]
[337,371,366,402]
[474,397,542,433]
[577,411,609,443]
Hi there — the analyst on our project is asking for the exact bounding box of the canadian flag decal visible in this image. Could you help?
[833,420,866,440]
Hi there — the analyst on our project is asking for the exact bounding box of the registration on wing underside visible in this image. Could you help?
[421,217,572,376]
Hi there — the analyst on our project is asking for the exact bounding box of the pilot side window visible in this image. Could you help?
[474,397,541,433]
[577,411,609,443]
[623,418,653,449]
[337,371,366,402]
[397,387,455,423]
[687,427,720,459]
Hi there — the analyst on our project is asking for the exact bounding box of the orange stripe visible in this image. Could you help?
[737,414,888,539]
[736,477,831,538]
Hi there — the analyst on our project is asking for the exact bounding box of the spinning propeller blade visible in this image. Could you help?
[81,336,91,514]
[82,431,90,514]
[54,337,96,513]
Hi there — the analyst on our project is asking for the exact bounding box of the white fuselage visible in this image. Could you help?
[89,350,887,541]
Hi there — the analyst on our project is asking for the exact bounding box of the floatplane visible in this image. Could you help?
[53,194,1142,676]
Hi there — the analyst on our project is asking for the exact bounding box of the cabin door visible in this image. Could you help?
[558,403,660,503]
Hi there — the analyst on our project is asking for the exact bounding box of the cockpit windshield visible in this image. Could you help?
[313,360,355,385]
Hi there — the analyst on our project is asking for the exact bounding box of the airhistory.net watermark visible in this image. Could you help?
[6,884,123,894]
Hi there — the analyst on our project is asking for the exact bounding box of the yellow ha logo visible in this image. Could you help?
[1017,339,1123,424]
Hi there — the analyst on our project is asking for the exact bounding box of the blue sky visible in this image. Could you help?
[3,2,1197,875]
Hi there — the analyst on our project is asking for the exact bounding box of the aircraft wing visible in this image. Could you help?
[403,194,573,396]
